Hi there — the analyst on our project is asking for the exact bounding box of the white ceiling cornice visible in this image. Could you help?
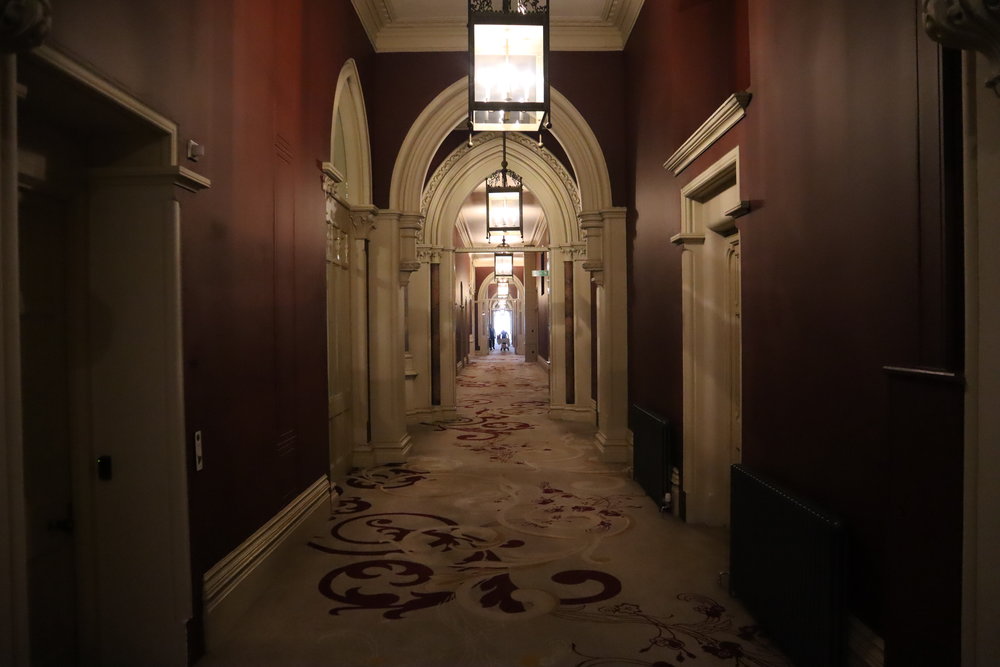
[352,0,645,53]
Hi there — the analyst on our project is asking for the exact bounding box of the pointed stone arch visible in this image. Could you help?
[389,78,629,462]
[324,59,379,474]
[329,58,372,205]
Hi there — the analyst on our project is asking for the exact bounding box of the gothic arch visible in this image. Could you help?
[390,78,612,216]
[330,58,372,205]
[422,131,580,249]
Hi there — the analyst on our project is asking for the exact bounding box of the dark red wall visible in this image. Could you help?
[369,51,625,209]
[626,0,963,661]
[47,0,374,654]
[625,0,744,427]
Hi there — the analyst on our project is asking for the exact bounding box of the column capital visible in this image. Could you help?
[1,0,51,53]
[349,204,379,240]
[417,245,443,264]
[925,0,1000,93]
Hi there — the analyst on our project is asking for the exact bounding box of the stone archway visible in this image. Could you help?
[323,59,378,471]
[386,78,630,462]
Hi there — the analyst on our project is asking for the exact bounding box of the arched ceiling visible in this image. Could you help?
[455,184,545,249]
[351,0,645,52]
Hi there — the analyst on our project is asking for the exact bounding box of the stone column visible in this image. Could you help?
[348,205,377,467]
[582,208,630,463]
[366,210,411,464]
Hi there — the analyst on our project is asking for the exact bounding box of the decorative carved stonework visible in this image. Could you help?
[420,130,581,216]
[417,245,442,264]
[1,0,50,53]
[349,205,378,240]
[925,0,1000,93]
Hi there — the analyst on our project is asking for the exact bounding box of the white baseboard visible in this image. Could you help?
[536,357,550,373]
[203,476,331,649]
[846,615,885,667]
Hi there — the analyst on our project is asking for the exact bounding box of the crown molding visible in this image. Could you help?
[351,0,387,50]
[613,0,645,47]
[354,0,645,53]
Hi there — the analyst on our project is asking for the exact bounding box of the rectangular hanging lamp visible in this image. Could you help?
[494,251,514,277]
[486,173,523,242]
[469,0,549,132]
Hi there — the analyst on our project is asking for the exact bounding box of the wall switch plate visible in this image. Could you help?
[194,430,204,471]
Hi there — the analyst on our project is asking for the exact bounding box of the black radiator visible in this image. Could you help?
[730,464,846,667]
[630,404,672,508]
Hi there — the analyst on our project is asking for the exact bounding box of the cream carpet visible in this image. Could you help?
[200,353,789,667]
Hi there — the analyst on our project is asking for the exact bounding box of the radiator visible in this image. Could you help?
[630,404,672,508]
[730,464,846,667]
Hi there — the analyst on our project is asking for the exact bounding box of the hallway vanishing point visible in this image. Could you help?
[200,355,789,667]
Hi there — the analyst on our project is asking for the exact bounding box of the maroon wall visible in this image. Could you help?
[626,0,963,661]
[625,0,744,427]
[47,0,374,655]
[370,51,625,209]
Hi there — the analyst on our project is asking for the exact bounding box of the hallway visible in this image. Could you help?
[201,356,788,666]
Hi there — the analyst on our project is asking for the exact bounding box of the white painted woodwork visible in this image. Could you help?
[671,147,742,527]
[203,477,330,649]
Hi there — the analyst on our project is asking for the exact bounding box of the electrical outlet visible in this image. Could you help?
[194,430,204,471]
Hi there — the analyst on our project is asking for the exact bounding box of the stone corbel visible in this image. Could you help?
[924,0,1000,94]
[578,211,605,276]
[1,0,51,53]
[321,161,346,218]
[349,204,378,241]
[398,213,424,285]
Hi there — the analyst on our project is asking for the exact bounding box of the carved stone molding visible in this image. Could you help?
[925,0,1000,93]
[1,0,51,53]
[417,245,442,264]
[420,130,581,216]
[552,243,587,262]
[349,205,378,240]
[578,211,604,275]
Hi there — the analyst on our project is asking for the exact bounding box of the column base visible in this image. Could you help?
[595,430,631,463]
[351,433,412,468]
[549,405,597,424]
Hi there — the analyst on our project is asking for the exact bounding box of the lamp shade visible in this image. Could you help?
[469,0,549,132]
[494,251,514,277]
[485,166,524,241]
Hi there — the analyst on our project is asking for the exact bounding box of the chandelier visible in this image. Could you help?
[485,132,524,244]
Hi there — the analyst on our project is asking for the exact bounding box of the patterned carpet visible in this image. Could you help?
[202,354,789,667]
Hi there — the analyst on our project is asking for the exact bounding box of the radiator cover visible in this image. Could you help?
[730,464,846,667]
[630,404,672,507]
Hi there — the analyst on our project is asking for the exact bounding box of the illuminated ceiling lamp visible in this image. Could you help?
[494,236,514,279]
[469,0,550,133]
[485,132,523,245]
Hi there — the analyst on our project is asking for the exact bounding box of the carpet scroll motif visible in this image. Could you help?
[307,355,788,666]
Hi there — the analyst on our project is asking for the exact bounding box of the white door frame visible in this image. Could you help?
[671,146,743,526]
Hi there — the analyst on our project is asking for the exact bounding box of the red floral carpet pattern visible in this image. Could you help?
[200,354,790,666]
[302,355,790,666]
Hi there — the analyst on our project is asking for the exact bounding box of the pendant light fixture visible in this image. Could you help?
[485,132,524,244]
[494,235,514,278]
[468,0,550,132]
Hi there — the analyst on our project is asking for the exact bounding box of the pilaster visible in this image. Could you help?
[347,205,377,466]
[581,208,630,462]
[365,210,411,464]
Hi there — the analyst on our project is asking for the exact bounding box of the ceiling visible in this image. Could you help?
[351,0,645,52]
[456,184,545,250]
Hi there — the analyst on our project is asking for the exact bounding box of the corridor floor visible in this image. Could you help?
[200,355,789,666]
